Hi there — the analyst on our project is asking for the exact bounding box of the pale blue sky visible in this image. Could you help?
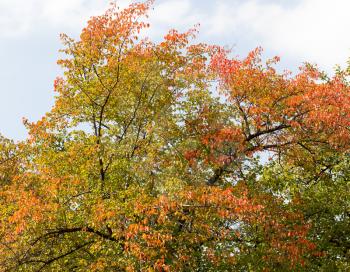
[1,0,349,140]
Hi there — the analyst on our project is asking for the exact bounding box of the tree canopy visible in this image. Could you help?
[0,1,349,271]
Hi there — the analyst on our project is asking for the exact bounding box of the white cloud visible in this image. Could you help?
[0,0,113,37]
[144,0,200,39]
[0,0,34,36]
[201,0,350,72]
[151,0,192,25]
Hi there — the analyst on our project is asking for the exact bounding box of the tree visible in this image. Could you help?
[0,1,349,271]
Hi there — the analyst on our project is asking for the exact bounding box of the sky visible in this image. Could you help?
[0,0,349,140]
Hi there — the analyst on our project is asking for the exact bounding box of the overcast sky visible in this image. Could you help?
[1,0,349,140]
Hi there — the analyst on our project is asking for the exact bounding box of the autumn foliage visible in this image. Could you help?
[0,1,349,271]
